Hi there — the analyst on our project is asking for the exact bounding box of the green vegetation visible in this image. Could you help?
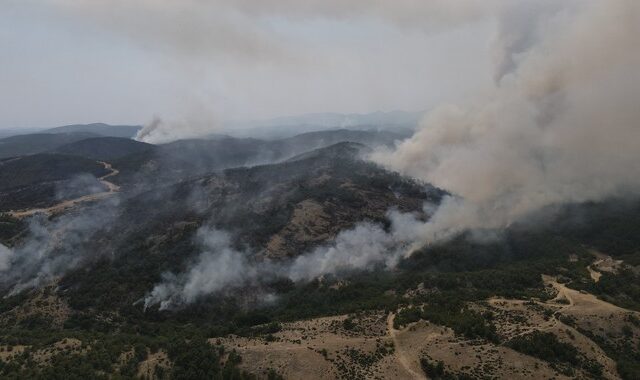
[573,325,640,380]
[420,357,474,380]
[395,300,498,343]
[507,331,579,365]
[507,331,607,377]
[0,154,108,192]
[0,330,279,379]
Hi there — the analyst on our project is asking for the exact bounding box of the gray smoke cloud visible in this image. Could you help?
[144,208,433,309]
[143,1,640,308]
[371,0,640,247]
[0,243,11,272]
[287,220,407,282]
[0,199,119,296]
[53,0,498,56]
[135,110,221,144]
[43,0,502,141]
[492,0,567,83]
[144,228,255,310]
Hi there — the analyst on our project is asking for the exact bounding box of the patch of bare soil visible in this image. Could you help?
[0,284,71,328]
[215,312,417,380]
[0,345,26,362]
[137,351,171,379]
[392,314,569,379]
[265,199,332,258]
[387,313,424,379]
[215,307,579,380]
[587,250,623,283]
[32,338,84,365]
[474,275,640,379]
[217,269,640,380]
[545,276,640,365]
[482,295,619,379]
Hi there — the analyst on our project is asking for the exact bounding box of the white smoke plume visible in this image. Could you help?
[135,95,224,143]
[127,1,634,310]
[45,0,503,142]
[144,228,255,310]
[0,243,11,272]
[52,0,499,57]
[144,209,431,309]
[371,0,640,247]
[288,219,409,282]
[144,1,640,308]
[0,200,119,295]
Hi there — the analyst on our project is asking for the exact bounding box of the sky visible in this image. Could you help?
[0,0,496,129]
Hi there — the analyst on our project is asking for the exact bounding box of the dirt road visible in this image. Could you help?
[387,312,426,380]
[8,161,120,218]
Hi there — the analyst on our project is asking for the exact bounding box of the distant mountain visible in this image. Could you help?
[0,132,99,159]
[0,128,43,139]
[276,128,407,151]
[284,141,371,163]
[42,123,142,138]
[53,137,155,161]
[112,129,407,188]
[225,110,423,139]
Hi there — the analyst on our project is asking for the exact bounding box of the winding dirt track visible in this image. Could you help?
[8,161,120,218]
[387,312,426,380]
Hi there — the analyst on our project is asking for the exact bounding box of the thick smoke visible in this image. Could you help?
[0,243,11,272]
[0,200,118,295]
[48,0,501,142]
[288,220,407,281]
[54,0,498,57]
[135,101,222,143]
[144,206,442,309]
[491,0,567,83]
[371,0,640,246]
[144,1,640,308]
[14,1,637,309]
[144,213,423,309]
[144,228,255,310]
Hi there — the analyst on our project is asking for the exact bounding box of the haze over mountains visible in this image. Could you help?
[0,117,639,379]
[1,1,639,379]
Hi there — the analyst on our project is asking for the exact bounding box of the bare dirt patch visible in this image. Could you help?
[587,250,623,283]
[0,345,26,362]
[137,350,171,379]
[0,284,71,328]
[265,199,332,258]
[32,338,85,365]
[216,312,417,379]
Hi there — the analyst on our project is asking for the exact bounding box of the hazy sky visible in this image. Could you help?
[0,1,497,129]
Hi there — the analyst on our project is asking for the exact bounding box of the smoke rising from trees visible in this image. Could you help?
[371,0,640,247]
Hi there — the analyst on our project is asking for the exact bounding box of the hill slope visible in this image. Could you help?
[0,154,109,211]
[53,137,155,161]
[112,129,406,188]
[0,133,639,379]
[0,132,99,159]
[43,123,142,138]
